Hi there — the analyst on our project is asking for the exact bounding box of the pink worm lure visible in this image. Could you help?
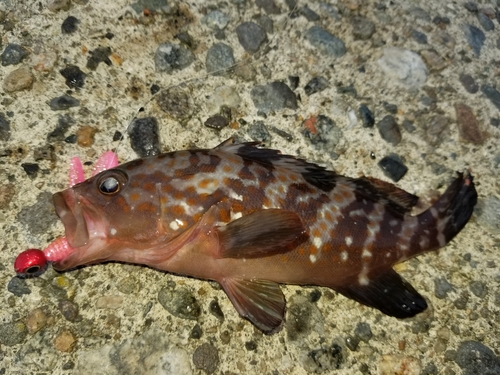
[14,151,119,277]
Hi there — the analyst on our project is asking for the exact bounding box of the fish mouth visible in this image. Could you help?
[53,190,89,248]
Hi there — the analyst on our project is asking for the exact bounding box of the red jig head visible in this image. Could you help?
[14,249,48,277]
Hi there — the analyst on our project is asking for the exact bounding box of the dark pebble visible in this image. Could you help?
[411,29,428,44]
[58,300,79,322]
[402,119,415,132]
[60,65,86,88]
[21,163,40,178]
[288,75,299,90]
[248,121,272,145]
[154,43,194,74]
[337,84,357,97]
[270,126,293,141]
[477,12,495,31]
[49,94,80,110]
[175,31,193,48]
[193,343,219,374]
[255,14,274,34]
[209,300,224,322]
[459,73,478,93]
[300,6,320,21]
[256,0,280,14]
[378,154,408,182]
[305,26,346,58]
[359,104,374,128]
[306,342,346,372]
[453,291,469,310]
[1,43,29,66]
[428,161,447,175]
[47,114,75,142]
[411,320,430,334]
[455,103,485,145]
[204,114,229,130]
[128,117,160,157]
[481,84,500,111]
[464,2,478,12]
[455,341,500,375]
[309,289,321,303]
[245,341,257,351]
[376,115,401,145]
[304,76,328,96]
[205,43,235,75]
[235,22,268,54]
[434,277,454,299]
[250,81,297,114]
[444,349,457,362]
[7,277,31,296]
[469,281,488,298]
[354,322,373,342]
[34,144,55,162]
[0,112,11,141]
[422,115,450,146]
[345,336,360,351]
[463,25,485,57]
[383,102,398,114]
[190,324,203,339]
[87,46,112,70]
[158,286,201,320]
[302,115,343,153]
[351,16,376,40]
[491,118,500,128]
[0,321,27,347]
[150,84,160,95]
[61,16,79,33]
[156,86,194,122]
[422,363,439,375]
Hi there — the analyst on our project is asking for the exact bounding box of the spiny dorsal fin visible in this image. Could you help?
[217,209,305,259]
[220,278,286,334]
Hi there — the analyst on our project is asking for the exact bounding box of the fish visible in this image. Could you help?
[48,138,476,334]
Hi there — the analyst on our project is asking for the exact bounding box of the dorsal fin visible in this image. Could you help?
[214,138,339,192]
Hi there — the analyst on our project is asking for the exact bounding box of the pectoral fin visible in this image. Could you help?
[220,278,286,334]
[334,269,428,318]
[217,209,305,258]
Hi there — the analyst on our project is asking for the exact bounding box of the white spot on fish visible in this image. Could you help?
[362,249,373,258]
[229,191,243,201]
[389,219,399,227]
[313,236,323,248]
[345,236,353,246]
[110,228,117,236]
[358,268,370,285]
[169,220,179,230]
[430,207,439,219]
[309,254,317,263]
[231,211,242,220]
[341,251,348,261]
[386,252,391,258]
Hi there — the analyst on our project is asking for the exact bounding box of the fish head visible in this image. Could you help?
[52,162,172,270]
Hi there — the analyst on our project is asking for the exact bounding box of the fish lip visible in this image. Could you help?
[53,189,89,248]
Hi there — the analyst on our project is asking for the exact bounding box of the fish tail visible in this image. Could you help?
[413,171,477,253]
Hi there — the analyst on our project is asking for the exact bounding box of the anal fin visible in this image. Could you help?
[217,209,305,258]
[220,278,286,334]
[334,269,428,318]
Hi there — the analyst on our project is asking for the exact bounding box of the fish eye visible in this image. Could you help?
[97,171,128,195]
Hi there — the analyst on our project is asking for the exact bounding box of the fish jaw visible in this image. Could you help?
[53,189,90,248]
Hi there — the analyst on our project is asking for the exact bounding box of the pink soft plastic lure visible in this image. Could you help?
[14,151,119,277]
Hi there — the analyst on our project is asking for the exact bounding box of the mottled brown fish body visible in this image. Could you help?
[52,139,477,333]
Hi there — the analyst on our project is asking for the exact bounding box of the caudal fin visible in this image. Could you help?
[416,171,477,251]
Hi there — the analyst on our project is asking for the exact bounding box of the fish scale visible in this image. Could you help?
[34,138,478,333]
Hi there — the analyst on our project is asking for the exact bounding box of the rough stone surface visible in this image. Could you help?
[235,22,268,54]
[250,81,297,114]
[305,26,346,58]
[378,47,427,88]
[128,117,161,157]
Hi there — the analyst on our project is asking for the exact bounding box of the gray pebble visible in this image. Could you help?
[459,74,478,93]
[47,0,71,12]
[378,47,427,89]
[1,43,29,66]
[454,291,469,310]
[304,76,328,96]
[154,43,194,74]
[481,85,500,111]
[128,117,161,157]
[469,281,488,298]
[255,15,274,34]
[303,115,343,156]
[7,277,31,296]
[300,6,320,22]
[303,342,346,372]
[250,81,297,114]
[256,0,280,15]
[0,112,11,141]
[58,300,79,322]
[86,46,112,70]
[285,295,324,341]
[378,154,408,182]
[354,322,373,342]
[463,25,485,57]
[193,343,219,374]
[117,276,140,294]
[421,114,450,146]
[61,15,79,33]
[408,6,431,21]
[34,144,55,162]
[205,43,235,75]
[49,94,80,110]
[402,119,415,133]
[383,102,398,114]
[202,10,230,30]
[464,2,478,12]
[204,114,229,130]
[475,196,500,234]
[359,104,374,128]
[0,321,27,346]
[351,17,376,40]
[47,114,74,142]
[411,29,428,44]
[376,115,401,145]
[434,277,454,299]
[477,12,495,31]
[158,286,201,320]
[248,121,272,145]
[456,341,500,375]
[345,335,360,351]
[235,22,268,54]
[305,26,346,58]
[156,86,194,122]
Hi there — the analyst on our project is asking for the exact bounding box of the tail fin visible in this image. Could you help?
[416,172,477,251]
